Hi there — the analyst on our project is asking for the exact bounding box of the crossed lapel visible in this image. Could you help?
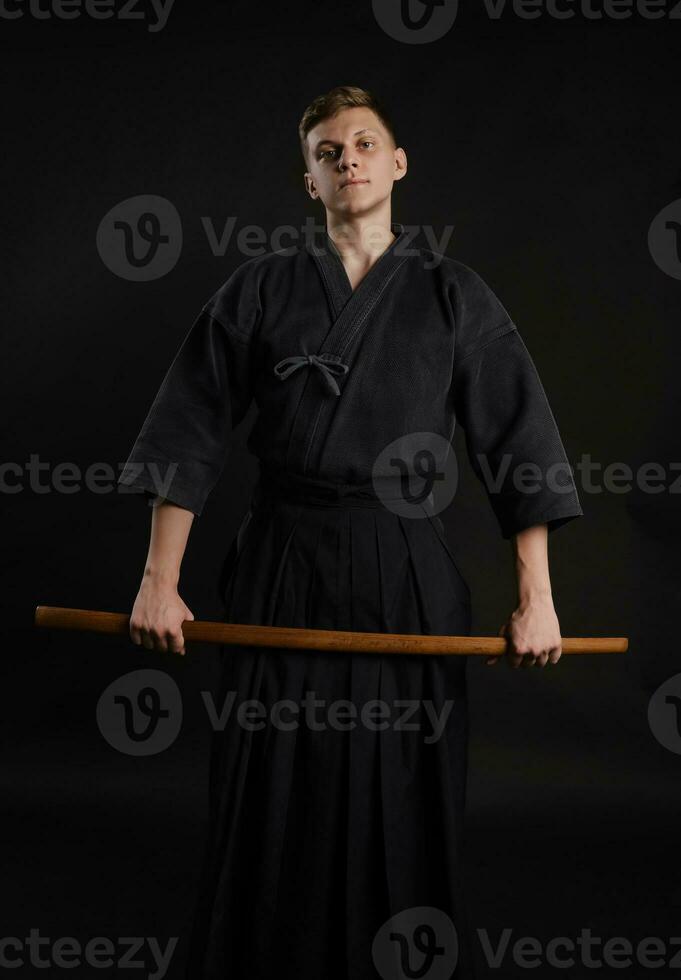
[285,222,411,474]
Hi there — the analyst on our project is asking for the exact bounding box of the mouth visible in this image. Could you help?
[339,179,369,189]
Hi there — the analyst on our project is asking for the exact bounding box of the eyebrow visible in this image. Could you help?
[314,128,380,150]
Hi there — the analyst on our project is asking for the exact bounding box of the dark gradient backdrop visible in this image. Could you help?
[2,3,681,978]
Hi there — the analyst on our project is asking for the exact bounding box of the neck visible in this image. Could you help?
[324,209,396,265]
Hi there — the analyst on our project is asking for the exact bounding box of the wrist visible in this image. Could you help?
[142,565,180,589]
[517,586,553,608]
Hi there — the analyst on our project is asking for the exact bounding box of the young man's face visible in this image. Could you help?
[303,106,407,220]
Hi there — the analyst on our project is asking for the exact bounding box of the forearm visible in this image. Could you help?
[511,523,552,605]
[142,497,195,587]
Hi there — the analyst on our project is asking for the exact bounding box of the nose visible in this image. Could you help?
[337,146,360,171]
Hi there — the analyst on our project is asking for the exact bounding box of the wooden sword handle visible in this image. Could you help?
[34,606,628,656]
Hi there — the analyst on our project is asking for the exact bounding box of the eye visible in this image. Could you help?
[361,140,375,149]
[319,149,338,160]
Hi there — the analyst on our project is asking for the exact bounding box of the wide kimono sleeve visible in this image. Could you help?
[116,260,261,516]
[450,264,583,539]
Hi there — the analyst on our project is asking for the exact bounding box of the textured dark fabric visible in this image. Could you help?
[117,223,583,978]
[183,477,475,979]
[118,222,583,539]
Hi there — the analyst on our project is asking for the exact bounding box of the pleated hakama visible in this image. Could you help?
[184,476,476,980]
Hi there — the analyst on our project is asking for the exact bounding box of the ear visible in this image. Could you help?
[393,147,408,182]
[304,172,318,200]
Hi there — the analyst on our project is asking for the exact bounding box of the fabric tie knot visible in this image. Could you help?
[273,352,350,397]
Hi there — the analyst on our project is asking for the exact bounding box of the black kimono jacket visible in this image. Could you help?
[117,222,583,539]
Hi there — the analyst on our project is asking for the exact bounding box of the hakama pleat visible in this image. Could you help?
[184,485,476,980]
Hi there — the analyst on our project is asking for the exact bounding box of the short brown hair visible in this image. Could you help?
[298,85,397,168]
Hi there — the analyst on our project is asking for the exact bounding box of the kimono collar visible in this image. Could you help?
[305,222,412,318]
[273,222,413,400]
[305,222,408,261]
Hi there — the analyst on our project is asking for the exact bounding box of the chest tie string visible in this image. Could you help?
[273,352,350,397]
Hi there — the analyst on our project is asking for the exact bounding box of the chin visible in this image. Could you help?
[342,195,380,216]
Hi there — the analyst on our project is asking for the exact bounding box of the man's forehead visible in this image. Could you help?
[309,109,385,144]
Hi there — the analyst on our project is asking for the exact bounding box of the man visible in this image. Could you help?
[119,85,582,979]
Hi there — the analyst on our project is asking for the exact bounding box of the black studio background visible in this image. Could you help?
[2,2,681,977]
